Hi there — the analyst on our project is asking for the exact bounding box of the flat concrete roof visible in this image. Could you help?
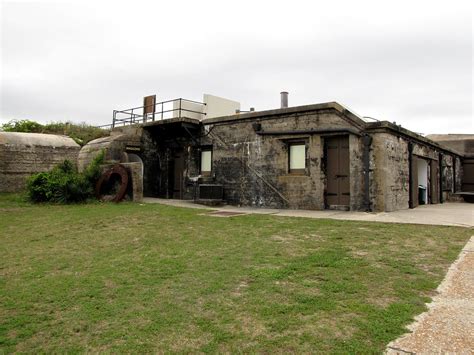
[201,101,367,128]
[128,101,466,158]
[366,121,463,156]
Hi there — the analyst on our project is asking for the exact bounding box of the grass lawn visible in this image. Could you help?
[0,193,471,353]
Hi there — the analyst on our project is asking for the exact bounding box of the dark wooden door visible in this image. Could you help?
[462,158,474,192]
[326,136,350,207]
[410,155,419,208]
[173,151,184,199]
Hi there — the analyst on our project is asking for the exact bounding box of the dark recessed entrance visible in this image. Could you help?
[171,149,184,199]
[325,136,350,209]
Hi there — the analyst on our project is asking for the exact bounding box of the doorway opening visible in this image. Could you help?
[169,149,184,199]
[417,158,428,205]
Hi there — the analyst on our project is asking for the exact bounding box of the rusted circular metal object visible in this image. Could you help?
[95,164,129,202]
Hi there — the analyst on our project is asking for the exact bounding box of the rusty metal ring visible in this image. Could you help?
[95,164,129,202]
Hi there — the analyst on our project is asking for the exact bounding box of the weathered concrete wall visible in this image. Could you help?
[99,162,143,202]
[140,129,161,197]
[93,107,465,212]
[369,130,463,211]
[201,110,364,210]
[455,156,463,192]
[77,132,141,172]
[349,134,366,211]
[370,133,409,212]
[0,132,80,192]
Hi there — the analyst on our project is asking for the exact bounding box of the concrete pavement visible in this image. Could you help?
[143,198,474,227]
[386,236,474,354]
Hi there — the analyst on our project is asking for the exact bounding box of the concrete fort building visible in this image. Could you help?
[79,93,472,212]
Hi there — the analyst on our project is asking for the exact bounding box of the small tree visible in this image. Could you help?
[1,119,43,133]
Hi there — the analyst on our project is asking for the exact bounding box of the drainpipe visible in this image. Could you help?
[362,134,372,211]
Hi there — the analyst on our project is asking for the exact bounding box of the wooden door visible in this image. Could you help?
[410,155,419,208]
[326,136,350,207]
[462,158,474,192]
[173,151,184,199]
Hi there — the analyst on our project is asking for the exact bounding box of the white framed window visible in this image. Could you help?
[289,143,306,174]
[201,149,212,176]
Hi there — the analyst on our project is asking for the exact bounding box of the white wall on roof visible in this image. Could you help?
[203,94,240,119]
[172,100,204,120]
[171,94,240,120]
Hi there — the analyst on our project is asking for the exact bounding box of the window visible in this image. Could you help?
[200,148,212,176]
[289,143,306,174]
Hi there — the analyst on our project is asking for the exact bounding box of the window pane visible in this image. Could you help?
[201,150,212,172]
[290,144,305,170]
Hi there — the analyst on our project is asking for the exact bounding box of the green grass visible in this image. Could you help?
[0,193,471,353]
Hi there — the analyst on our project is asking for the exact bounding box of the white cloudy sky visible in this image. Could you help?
[1,0,472,134]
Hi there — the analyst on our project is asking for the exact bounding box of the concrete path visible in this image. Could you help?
[143,198,474,227]
[386,236,474,354]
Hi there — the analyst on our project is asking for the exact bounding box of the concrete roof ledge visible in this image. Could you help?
[201,101,367,128]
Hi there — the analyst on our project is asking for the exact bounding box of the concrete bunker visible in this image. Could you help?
[88,94,470,212]
[77,132,144,201]
[0,132,80,192]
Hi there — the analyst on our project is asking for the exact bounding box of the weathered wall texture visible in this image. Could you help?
[99,106,466,212]
[349,134,366,211]
[455,156,463,192]
[0,132,80,192]
[369,131,463,211]
[99,162,143,202]
[370,133,409,212]
[77,131,142,172]
[201,110,364,210]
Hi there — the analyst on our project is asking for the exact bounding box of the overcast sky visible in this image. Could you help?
[1,0,472,134]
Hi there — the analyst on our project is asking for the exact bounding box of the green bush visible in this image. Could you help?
[27,151,105,204]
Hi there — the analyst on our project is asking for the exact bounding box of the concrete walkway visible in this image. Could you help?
[386,236,474,354]
[143,198,474,227]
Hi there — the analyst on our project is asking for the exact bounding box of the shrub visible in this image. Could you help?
[27,151,105,204]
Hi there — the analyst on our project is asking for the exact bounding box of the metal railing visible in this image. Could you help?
[111,98,206,128]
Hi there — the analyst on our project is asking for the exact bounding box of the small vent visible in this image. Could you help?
[198,184,224,200]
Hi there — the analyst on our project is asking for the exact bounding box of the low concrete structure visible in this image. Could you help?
[0,132,80,192]
[78,129,144,202]
[81,98,471,212]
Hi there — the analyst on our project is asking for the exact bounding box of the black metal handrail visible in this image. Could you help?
[111,98,207,128]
